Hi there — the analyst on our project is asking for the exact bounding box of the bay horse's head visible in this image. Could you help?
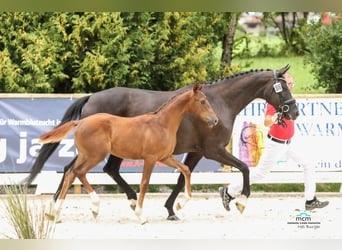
[191,83,219,128]
[265,65,299,124]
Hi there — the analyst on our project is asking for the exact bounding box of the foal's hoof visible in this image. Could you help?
[45,213,55,221]
[92,211,99,218]
[235,202,246,214]
[167,215,180,221]
[45,213,62,223]
[176,203,182,211]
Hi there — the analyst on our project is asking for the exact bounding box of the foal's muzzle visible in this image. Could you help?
[207,117,219,128]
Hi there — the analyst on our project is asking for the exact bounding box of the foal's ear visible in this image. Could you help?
[193,82,203,92]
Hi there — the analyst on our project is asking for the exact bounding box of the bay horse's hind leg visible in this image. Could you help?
[103,155,138,210]
[160,156,192,211]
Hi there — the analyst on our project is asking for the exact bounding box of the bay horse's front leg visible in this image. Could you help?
[103,155,138,210]
[205,146,250,213]
[161,156,192,211]
[164,152,202,221]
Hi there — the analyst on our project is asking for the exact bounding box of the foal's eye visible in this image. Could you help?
[200,100,206,105]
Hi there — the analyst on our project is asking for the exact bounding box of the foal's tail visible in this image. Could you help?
[39,121,78,144]
[23,96,90,185]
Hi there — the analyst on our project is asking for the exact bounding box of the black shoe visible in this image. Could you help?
[305,197,329,210]
[219,187,235,211]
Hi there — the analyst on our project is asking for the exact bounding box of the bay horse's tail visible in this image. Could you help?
[23,95,90,184]
[39,121,78,144]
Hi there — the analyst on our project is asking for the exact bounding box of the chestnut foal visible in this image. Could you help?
[40,83,218,224]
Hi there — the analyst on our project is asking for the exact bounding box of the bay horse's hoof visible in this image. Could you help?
[129,199,137,211]
[235,202,245,214]
[235,195,247,214]
[130,204,136,211]
[140,218,148,225]
[167,215,180,221]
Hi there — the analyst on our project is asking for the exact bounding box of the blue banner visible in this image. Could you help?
[0,96,220,173]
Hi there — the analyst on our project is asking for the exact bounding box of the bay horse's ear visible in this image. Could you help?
[277,64,290,76]
[193,82,203,92]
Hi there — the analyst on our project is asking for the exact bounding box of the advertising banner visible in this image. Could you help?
[232,95,342,172]
[0,96,219,173]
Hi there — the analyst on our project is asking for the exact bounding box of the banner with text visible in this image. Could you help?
[0,97,219,173]
[232,95,342,172]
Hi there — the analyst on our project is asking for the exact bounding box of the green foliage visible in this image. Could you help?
[233,56,324,94]
[303,18,342,93]
[0,12,232,93]
[233,34,286,58]
[3,185,55,239]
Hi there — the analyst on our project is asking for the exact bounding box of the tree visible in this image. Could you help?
[0,12,236,93]
[220,13,239,73]
[304,16,342,93]
[263,12,308,55]
[0,13,56,93]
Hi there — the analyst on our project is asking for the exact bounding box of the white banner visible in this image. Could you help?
[232,95,342,172]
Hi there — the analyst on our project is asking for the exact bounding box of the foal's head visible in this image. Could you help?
[189,83,218,128]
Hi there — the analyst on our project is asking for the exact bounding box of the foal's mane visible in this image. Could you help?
[151,88,189,115]
[208,68,272,85]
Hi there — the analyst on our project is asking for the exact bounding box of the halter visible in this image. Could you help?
[272,70,296,127]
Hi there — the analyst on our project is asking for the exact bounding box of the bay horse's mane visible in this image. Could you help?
[153,69,274,114]
[208,68,272,85]
[152,69,273,113]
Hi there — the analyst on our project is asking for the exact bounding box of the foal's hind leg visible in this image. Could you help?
[46,168,77,221]
[77,173,100,218]
[54,157,77,202]
[72,156,104,218]
[160,156,192,210]
[47,157,77,223]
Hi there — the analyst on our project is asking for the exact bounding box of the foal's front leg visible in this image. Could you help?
[160,156,192,210]
[135,161,154,224]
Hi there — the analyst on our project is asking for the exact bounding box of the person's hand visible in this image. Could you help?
[271,113,281,124]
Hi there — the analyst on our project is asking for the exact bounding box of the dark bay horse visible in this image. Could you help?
[26,65,299,221]
[39,83,218,223]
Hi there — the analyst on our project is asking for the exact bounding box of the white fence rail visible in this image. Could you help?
[1,171,342,194]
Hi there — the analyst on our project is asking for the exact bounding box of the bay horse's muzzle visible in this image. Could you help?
[280,98,299,121]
